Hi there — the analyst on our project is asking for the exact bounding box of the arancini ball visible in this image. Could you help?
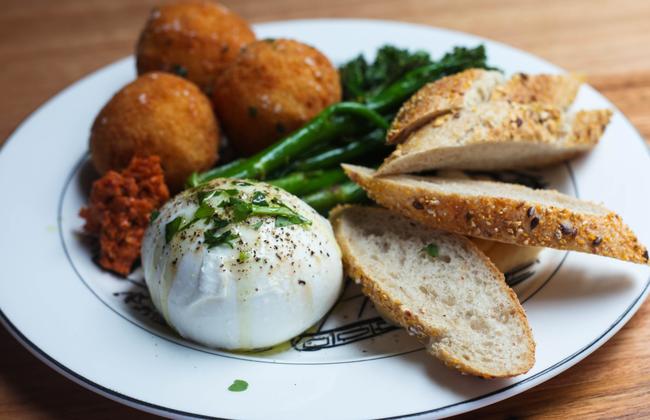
[90,72,219,192]
[136,0,256,92]
[212,38,342,155]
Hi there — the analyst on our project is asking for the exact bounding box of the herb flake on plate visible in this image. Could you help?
[228,379,248,392]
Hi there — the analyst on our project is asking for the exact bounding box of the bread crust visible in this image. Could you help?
[387,71,584,146]
[344,165,649,265]
[491,73,584,109]
[382,70,600,175]
[386,69,499,144]
[330,205,535,378]
[568,109,613,146]
[378,105,612,176]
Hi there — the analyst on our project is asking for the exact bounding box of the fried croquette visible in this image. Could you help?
[212,38,342,155]
[136,0,256,92]
[90,72,219,192]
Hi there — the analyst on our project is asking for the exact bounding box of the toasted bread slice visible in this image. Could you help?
[491,72,584,108]
[386,69,504,144]
[387,70,584,145]
[344,165,649,264]
[378,103,612,175]
[330,205,535,378]
[429,171,544,273]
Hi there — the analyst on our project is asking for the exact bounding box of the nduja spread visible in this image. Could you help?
[80,156,169,275]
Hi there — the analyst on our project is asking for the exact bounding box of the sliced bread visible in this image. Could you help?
[343,164,649,264]
[330,205,535,378]
[378,102,612,175]
[386,69,504,144]
[490,72,584,109]
[425,170,544,273]
[387,70,584,145]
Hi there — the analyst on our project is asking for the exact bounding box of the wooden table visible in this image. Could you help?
[1,0,649,418]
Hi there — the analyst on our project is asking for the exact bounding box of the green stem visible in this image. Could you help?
[294,140,337,161]
[301,182,368,214]
[291,129,388,172]
[190,102,388,185]
[186,158,245,188]
[267,169,348,196]
[250,205,300,219]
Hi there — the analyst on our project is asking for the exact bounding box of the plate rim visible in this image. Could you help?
[2,279,649,420]
[1,17,649,420]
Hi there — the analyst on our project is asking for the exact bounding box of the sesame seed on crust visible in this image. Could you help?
[386,69,499,144]
[345,165,649,265]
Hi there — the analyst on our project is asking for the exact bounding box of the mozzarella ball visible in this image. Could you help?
[141,179,343,350]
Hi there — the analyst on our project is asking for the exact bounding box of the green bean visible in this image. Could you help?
[190,102,388,185]
[301,182,368,214]
[291,129,388,171]
[267,169,348,196]
[294,140,338,161]
[186,158,245,188]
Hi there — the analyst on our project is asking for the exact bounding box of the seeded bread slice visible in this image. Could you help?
[330,205,535,378]
[491,72,584,109]
[378,103,612,175]
[387,70,584,145]
[387,69,505,144]
[344,165,649,264]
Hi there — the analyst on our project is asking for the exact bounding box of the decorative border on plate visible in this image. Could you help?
[57,153,572,365]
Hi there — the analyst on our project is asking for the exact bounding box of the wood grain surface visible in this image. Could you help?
[1,0,649,418]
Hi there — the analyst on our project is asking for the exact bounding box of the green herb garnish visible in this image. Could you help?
[179,203,216,231]
[274,216,293,227]
[198,188,238,205]
[212,217,229,231]
[204,229,239,249]
[250,205,310,226]
[422,242,439,258]
[196,186,309,235]
[251,191,268,206]
[165,216,185,243]
[149,210,160,224]
[238,251,249,263]
[228,379,248,392]
[197,190,217,204]
[229,198,253,222]
[193,203,215,220]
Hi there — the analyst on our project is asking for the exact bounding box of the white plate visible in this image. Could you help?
[1,19,649,419]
